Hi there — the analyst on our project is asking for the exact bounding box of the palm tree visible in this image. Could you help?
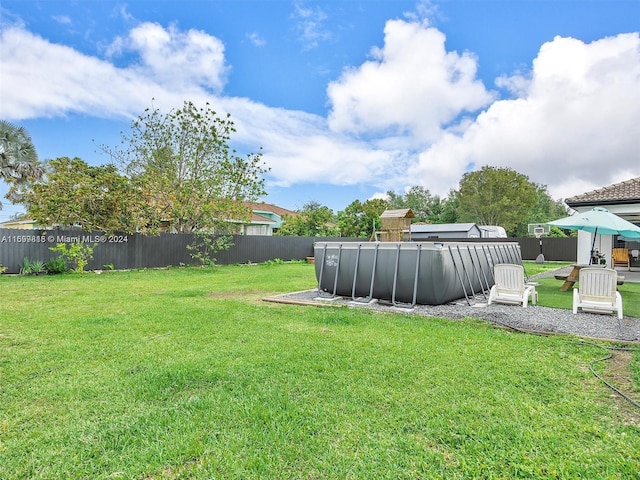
[0,120,44,209]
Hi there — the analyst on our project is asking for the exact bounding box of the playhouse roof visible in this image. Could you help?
[380,208,415,219]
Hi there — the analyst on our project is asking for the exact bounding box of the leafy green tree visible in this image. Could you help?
[23,157,148,233]
[386,186,442,223]
[512,184,570,237]
[276,201,338,236]
[337,198,390,238]
[0,120,44,209]
[455,166,537,236]
[548,225,572,238]
[105,101,267,233]
[439,190,460,224]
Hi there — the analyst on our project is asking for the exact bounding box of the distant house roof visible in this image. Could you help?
[243,201,298,218]
[249,212,275,224]
[566,177,640,207]
[380,208,415,219]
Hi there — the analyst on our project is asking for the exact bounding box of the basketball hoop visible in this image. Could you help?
[528,224,550,263]
[528,223,550,238]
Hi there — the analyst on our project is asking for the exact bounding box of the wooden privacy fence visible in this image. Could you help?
[437,237,578,263]
[0,229,357,274]
[0,228,577,274]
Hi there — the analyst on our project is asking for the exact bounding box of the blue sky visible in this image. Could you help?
[1,0,639,222]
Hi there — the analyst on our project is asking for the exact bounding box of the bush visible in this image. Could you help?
[19,258,33,275]
[187,233,233,267]
[20,257,45,275]
[30,260,45,274]
[48,242,96,273]
[19,258,45,275]
[45,256,68,274]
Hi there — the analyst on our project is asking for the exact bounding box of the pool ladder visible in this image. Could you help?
[447,243,524,305]
[317,243,422,308]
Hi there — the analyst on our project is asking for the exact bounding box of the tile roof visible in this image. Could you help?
[243,201,298,217]
[250,212,275,224]
[566,176,640,206]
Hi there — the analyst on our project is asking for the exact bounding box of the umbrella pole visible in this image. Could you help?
[589,228,598,265]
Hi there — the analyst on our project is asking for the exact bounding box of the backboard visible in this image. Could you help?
[528,223,550,238]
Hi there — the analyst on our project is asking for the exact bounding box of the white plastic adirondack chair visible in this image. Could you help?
[488,264,538,308]
[572,267,623,320]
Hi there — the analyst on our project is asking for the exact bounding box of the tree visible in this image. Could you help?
[455,166,537,236]
[386,186,442,223]
[276,201,338,236]
[337,198,390,238]
[23,157,148,233]
[439,189,460,224]
[105,101,267,233]
[0,120,44,209]
[512,184,570,237]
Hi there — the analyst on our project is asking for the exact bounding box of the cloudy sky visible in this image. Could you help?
[1,0,639,221]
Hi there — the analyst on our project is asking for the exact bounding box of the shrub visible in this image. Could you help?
[48,242,96,273]
[264,258,285,266]
[19,258,33,276]
[45,256,68,274]
[187,233,233,267]
[0,264,7,274]
[30,260,45,274]
[19,258,47,275]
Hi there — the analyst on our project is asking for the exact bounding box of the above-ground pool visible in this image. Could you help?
[314,241,523,306]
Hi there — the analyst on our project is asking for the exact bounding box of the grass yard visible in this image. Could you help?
[522,260,573,278]
[1,262,639,479]
[522,261,640,318]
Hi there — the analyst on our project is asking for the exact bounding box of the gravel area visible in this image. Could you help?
[269,267,640,343]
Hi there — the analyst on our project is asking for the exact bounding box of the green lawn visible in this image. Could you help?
[522,260,573,278]
[522,261,640,318]
[1,263,638,479]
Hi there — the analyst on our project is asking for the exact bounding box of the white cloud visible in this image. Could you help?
[52,15,72,25]
[0,23,229,120]
[114,4,135,23]
[109,22,229,92]
[1,26,139,119]
[408,33,640,199]
[327,19,494,144]
[291,1,331,50]
[247,32,265,47]
[403,0,439,24]
[494,71,531,97]
[216,98,401,188]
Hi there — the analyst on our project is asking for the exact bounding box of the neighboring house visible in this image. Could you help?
[564,176,640,266]
[240,202,298,236]
[0,217,40,229]
[0,202,298,236]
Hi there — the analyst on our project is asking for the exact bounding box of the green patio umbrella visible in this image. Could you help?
[548,207,640,264]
